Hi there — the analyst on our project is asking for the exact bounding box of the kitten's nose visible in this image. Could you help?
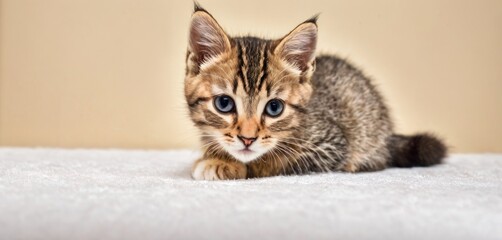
[237,135,257,147]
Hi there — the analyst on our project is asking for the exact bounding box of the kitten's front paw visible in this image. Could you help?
[191,159,247,180]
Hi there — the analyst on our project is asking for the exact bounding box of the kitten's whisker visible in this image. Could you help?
[277,144,303,174]
[278,142,320,174]
[279,139,332,172]
[269,148,286,175]
[273,146,287,174]
[275,144,306,174]
[273,147,296,175]
[282,136,341,167]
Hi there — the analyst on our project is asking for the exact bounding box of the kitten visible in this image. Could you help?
[184,4,447,180]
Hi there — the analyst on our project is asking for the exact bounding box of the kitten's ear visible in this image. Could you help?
[274,17,318,74]
[188,6,231,71]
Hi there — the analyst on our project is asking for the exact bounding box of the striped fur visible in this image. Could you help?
[186,4,447,180]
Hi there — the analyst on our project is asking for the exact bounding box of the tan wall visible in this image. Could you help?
[1,0,501,152]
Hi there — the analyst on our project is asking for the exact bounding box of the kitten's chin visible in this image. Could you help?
[226,148,267,163]
[220,148,267,163]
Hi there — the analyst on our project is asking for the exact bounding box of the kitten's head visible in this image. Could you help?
[185,4,317,162]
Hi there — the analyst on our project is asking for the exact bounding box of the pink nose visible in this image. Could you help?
[237,135,257,147]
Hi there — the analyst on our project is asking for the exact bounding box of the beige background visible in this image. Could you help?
[0,0,501,152]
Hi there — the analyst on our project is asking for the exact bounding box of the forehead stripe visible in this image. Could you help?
[232,76,238,94]
[257,43,268,92]
[236,41,246,92]
[239,42,249,92]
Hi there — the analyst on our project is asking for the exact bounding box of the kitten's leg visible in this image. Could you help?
[191,158,247,180]
[246,154,295,178]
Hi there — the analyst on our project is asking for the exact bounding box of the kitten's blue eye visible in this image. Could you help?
[265,99,284,117]
[214,95,235,113]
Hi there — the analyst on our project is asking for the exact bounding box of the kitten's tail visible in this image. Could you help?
[387,133,447,167]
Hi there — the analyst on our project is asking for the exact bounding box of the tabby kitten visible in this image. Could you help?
[185,4,447,180]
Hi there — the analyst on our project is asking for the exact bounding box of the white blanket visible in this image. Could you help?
[0,148,501,240]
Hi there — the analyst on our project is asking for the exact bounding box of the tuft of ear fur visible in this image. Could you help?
[274,17,318,74]
[193,1,205,12]
[188,6,231,71]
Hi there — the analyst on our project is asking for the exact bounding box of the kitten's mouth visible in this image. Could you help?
[238,149,254,154]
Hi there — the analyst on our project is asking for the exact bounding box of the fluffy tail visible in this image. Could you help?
[387,133,447,167]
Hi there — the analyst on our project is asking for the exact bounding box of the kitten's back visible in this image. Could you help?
[306,55,446,171]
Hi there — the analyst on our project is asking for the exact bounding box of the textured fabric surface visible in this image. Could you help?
[0,148,501,240]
